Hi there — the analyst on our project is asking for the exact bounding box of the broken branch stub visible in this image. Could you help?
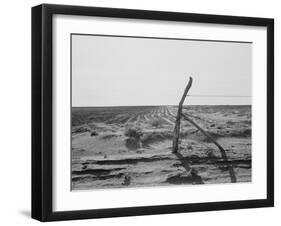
[172,77,193,153]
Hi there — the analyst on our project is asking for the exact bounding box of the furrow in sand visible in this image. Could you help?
[160,116,174,125]
[165,107,172,116]
[166,108,176,117]
[141,112,150,122]
[135,115,142,124]
[109,114,130,124]
[143,114,150,123]
[166,110,176,119]
[146,112,156,122]
[105,114,128,124]
[157,110,162,118]
[125,114,139,124]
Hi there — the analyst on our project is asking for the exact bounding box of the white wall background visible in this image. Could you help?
[0,0,278,225]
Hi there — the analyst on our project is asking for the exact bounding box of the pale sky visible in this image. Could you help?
[72,34,252,106]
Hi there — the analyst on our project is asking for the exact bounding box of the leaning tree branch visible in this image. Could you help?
[172,77,193,153]
[181,113,237,183]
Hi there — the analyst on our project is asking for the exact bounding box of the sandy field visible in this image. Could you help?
[71,105,251,190]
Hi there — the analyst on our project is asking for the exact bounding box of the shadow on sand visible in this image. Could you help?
[167,152,204,185]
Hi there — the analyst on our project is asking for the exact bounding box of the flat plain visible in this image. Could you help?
[71,105,251,190]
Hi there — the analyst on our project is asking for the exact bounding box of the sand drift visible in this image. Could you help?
[71,105,251,190]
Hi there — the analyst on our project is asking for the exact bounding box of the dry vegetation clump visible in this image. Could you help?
[150,119,163,128]
[90,131,99,136]
[72,125,100,137]
[124,126,143,139]
[141,130,173,146]
[72,126,91,134]
[124,125,143,150]
[100,133,118,140]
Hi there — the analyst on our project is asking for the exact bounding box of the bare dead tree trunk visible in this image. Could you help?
[181,113,237,183]
[172,77,193,153]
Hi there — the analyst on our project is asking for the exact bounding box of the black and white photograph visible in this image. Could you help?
[29,3,274,222]
[71,34,252,190]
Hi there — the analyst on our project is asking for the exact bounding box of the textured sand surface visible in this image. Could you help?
[71,105,251,190]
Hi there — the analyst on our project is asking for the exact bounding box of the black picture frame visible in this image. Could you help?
[32,4,274,222]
